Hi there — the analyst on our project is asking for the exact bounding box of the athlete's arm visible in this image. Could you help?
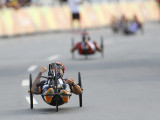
[67,78,82,95]
[31,66,47,94]
[71,43,79,52]
[94,42,102,52]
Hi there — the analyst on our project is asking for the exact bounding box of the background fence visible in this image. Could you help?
[0,0,159,37]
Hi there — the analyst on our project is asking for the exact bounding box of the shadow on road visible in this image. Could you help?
[2,106,83,116]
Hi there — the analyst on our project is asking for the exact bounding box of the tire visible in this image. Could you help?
[29,74,33,109]
[100,36,104,58]
[56,95,58,112]
[71,38,75,59]
[78,72,82,107]
[53,63,59,112]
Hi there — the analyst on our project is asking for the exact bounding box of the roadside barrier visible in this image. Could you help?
[0,1,159,37]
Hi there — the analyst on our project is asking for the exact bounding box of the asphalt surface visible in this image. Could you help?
[0,23,160,120]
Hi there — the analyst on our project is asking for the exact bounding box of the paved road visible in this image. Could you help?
[0,23,160,120]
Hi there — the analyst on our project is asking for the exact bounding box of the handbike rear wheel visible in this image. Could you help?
[29,74,33,109]
[71,38,75,59]
[100,36,104,58]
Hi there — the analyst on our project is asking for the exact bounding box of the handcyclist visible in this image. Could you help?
[132,14,143,32]
[122,15,143,35]
[31,62,82,104]
[71,31,102,54]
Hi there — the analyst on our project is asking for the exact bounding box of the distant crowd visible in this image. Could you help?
[1,0,159,9]
[0,0,31,9]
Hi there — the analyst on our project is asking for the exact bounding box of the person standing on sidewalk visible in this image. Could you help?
[68,0,84,29]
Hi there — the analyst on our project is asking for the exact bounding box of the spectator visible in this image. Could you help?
[10,0,19,9]
[0,0,9,8]
[59,0,67,5]
[18,0,31,7]
[68,0,83,29]
[3,0,31,9]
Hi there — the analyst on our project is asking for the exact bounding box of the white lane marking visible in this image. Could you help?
[26,96,38,104]
[47,54,60,61]
[27,65,38,72]
[22,79,29,86]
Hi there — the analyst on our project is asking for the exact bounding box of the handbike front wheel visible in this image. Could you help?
[78,72,82,107]
[53,63,59,112]
[29,74,33,109]
[56,95,58,112]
